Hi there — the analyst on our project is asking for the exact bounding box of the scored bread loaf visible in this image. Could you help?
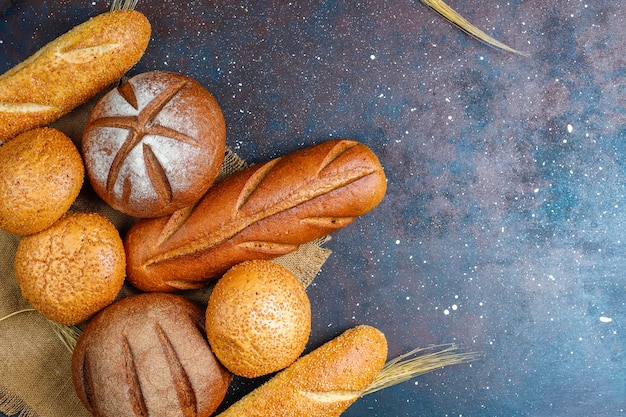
[215,324,388,417]
[125,139,387,292]
[72,293,233,417]
[0,10,151,143]
[82,71,227,218]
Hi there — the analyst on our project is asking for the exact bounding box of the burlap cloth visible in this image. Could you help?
[0,91,332,417]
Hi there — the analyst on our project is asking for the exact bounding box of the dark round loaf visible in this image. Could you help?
[82,71,226,218]
[71,293,232,417]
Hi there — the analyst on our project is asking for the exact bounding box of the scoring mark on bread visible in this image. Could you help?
[122,336,149,416]
[163,279,206,290]
[186,311,208,339]
[316,140,358,175]
[156,204,197,246]
[236,158,282,211]
[298,390,362,403]
[0,102,58,113]
[237,241,299,254]
[118,80,139,109]
[139,79,188,129]
[77,348,98,415]
[143,143,173,205]
[57,44,121,64]
[122,176,134,209]
[156,324,198,417]
[300,216,355,230]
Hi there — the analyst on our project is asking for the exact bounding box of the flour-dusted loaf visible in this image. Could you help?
[125,139,387,292]
[82,71,226,218]
[72,293,233,417]
[215,324,388,417]
[0,10,151,143]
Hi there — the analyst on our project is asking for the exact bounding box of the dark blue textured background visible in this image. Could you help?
[1,0,625,416]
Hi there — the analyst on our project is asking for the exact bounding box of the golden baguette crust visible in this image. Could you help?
[0,10,151,143]
[215,325,388,417]
[125,139,387,292]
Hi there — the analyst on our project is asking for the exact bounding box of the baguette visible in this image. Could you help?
[125,139,387,292]
[215,324,388,417]
[0,10,151,143]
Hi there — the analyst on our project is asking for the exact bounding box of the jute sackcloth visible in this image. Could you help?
[0,88,332,417]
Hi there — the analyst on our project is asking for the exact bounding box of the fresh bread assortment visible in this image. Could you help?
[14,212,126,326]
[215,325,388,417]
[82,71,226,218]
[71,293,232,417]
[2,7,397,417]
[205,260,311,378]
[125,138,387,292]
[0,10,151,143]
[0,127,84,235]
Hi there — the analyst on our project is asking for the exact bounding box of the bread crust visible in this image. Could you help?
[0,127,84,235]
[14,212,125,325]
[125,139,387,292]
[0,10,151,143]
[72,293,233,417]
[82,71,226,218]
[206,260,311,378]
[215,325,387,417]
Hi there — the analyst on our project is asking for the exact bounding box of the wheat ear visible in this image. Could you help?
[421,0,528,56]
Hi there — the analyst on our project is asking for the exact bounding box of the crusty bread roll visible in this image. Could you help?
[82,71,226,218]
[125,139,387,292]
[14,212,125,325]
[0,127,84,235]
[72,293,233,417]
[215,325,388,417]
[0,10,151,143]
[206,260,311,378]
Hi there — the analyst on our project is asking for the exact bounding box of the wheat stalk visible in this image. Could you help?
[111,0,523,54]
[0,308,82,353]
[421,0,528,56]
[111,0,139,11]
[0,308,36,323]
[364,344,480,395]
[46,320,82,353]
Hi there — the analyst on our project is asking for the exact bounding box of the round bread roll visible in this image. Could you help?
[14,212,125,325]
[206,260,311,378]
[0,127,84,235]
[72,293,232,417]
[82,71,226,218]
